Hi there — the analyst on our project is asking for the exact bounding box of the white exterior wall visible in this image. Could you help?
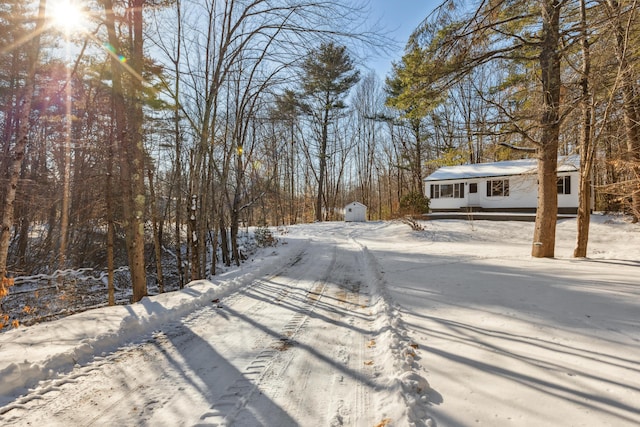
[425,180,468,211]
[558,172,580,209]
[426,172,580,211]
[345,202,367,222]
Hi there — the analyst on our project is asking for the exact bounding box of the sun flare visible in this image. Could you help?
[49,0,87,34]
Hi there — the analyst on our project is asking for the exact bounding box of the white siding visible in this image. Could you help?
[345,202,366,222]
[426,172,580,212]
[558,173,579,209]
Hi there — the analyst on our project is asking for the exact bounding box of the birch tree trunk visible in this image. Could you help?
[0,0,47,281]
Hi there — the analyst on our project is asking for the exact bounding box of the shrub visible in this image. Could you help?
[254,226,277,247]
[399,192,430,215]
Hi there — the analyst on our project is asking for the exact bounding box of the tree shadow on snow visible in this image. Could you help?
[370,247,640,426]
[153,320,300,426]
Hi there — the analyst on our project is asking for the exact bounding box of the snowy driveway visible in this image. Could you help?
[1,225,413,426]
[1,218,639,426]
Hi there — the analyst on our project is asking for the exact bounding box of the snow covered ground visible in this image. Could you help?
[0,214,638,426]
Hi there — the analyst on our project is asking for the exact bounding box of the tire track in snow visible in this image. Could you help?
[239,235,379,426]
[194,242,338,425]
[325,267,374,426]
[321,235,374,426]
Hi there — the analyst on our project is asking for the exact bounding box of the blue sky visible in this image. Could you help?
[365,0,440,78]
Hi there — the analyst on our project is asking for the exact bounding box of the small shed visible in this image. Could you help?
[345,202,367,222]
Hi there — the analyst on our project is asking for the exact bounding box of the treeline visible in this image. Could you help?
[1,0,639,307]
[0,0,409,304]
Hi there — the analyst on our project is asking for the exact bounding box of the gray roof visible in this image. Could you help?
[424,156,579,182]
[346,201,366,208]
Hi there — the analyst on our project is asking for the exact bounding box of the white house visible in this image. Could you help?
[424,156,583,214]
[344,202,367,222]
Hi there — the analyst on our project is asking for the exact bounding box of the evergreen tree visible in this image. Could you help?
[100,0,147,301]
[299,42,360,221]
[385,48,441,194]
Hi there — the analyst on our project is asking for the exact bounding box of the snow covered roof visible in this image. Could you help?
[424,156,579,182]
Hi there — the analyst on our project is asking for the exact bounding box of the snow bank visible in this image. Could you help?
[0,281,218,402]
[359,242,435,427]
[0,234,304,406]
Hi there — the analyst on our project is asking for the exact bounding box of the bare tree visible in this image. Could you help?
[352,72,384,213]
[154,0,377,275]
[601,0,640,222]
[271,89,301,225]
[0,0,47,282]
[148,0,187,287]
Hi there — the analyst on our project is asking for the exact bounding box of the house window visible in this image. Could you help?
[440,184,454,198]
[430,183,464,199]
[486,179,509,197]
[469,183,478,193]
[557,175,571,194]
[455,183,464,198]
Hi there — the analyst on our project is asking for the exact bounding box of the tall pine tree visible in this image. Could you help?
[299,43,359,222]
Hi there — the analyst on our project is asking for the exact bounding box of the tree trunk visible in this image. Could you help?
[16,213,29,269]
[230,208,241,267]
[219,217,230,267]
[532,0,561,258]
[316,106,330,222]
[175,193,184,288]
[172,5,184,287]
[188,193,200,279]
[106,124,115,306]
[58,80,72,276]
[290,124,296,224]
[0,0,46,281]
[128,0,148,302]
[231,148,243,266]
[411,119,424,194]
[102,0,147,301]
[187,108,212,281]
[148,168,164,293]
[574,0,594,258]
[210,226,218,277]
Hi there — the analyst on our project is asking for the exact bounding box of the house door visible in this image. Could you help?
[468,181,479,206]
